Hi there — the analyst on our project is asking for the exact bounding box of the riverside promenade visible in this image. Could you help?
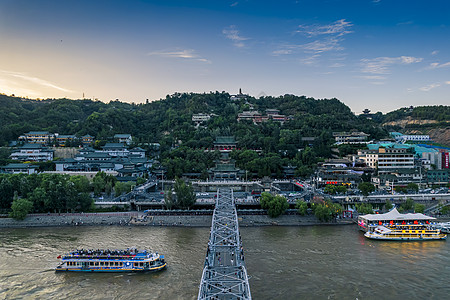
[0,211,358,228]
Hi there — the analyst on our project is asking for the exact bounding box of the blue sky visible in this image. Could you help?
[0,0,449,113]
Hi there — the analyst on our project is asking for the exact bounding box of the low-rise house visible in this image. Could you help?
[18,131,53,144]
[373,168,425,190]
[192,113,213,125]
[10,144,54,161]
[81,135,94,145]
[0,163,39,174]
[102,143,130,157]
[114,134,133,145]
[55,134,76,146]
[333,131,370,144]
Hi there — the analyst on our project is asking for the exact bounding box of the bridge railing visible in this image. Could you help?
[198,188,251,300]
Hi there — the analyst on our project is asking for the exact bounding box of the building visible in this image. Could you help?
[0,163,39,174]
[192,113,212,125]
[237,111,264,123]
[55,144,152,181]
[55,134,76,146]
[114,134,133,145]
[81,135,94,146]
[230,88,248,101]
[333,131,370,144]
[426,169,449,186]
[10,144,54,161]
[372,168,424,189]
[391,132,431,143]
[358,147,415,173]
[208,152,243,180]
[316,158,372,187]
[18,131,53,144]
[213,136,237,152]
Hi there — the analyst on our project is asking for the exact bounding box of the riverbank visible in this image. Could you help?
[2,212,448,228]
[0,212,355,228]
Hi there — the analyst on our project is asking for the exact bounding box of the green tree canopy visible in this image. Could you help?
[358,182,375,196]
[260,192,289,218]
[9,197,33,220]
[174,178,196,209]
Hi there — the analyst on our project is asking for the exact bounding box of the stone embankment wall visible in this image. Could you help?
[0,212,355,228]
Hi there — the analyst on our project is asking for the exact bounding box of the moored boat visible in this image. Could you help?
[358,208,447,241]
[364,225,447,241]
[55,248,166,272]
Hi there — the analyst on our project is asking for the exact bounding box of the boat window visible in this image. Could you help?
[90,262,94,266]
[140,262,143,267]
[95,262,99,266]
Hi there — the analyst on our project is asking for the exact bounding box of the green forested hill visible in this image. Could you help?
[383,105,450,123]
[0,92,387,178]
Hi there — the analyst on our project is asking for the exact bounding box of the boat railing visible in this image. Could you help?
[63,254,156,260]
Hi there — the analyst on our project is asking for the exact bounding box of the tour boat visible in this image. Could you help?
[358,208,447,241]
[55,248,166,272]
[364,224,447,241]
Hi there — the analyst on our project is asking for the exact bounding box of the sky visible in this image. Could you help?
[0,0,449,113]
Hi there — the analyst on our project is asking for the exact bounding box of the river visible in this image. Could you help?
[0,225,449,299]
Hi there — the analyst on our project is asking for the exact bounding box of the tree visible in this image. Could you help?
[136,177,146,185]
[78,192,93,212]
[358,182,375,196]
[407,183,419,193]
[70,175,91,193]
[164,189,175,210]
[385,199,393,211]
[260,192,289,218]
[296,200,308,216]
[401,198,415,211]
[414,203,425,213]
[93,174,105,197]
[9,197,33,220]
[324,184,347,195]
[356,203,373,214]
[0,176,14,209]
[174,178,196,209]
[28,187,47,212]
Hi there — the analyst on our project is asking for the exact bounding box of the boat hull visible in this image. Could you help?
[55,262,167,273]
[364,233,447,241]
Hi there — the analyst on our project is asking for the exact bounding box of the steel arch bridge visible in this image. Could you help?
[198,188,252,300]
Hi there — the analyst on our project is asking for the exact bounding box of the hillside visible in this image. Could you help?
[1,92,388,178]
[382,106,450,146]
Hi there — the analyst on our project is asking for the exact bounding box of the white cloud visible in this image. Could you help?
[296,19,353,37]
[419,83,441,92]
[329,63,345,68]
[301,38,343,53]
[431,50,439,56]
[147,49,211,63]
[0,70,73,94]
[223,25,249,48]
[360,56,423,74]
[427,62,450,69]
[359,75,387,80]
[272,49,294,56]
[445,81,450,85]
[230,2,238,7]
[298,54,321,65]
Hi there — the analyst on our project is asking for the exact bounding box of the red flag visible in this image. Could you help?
[57,255,62,259]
